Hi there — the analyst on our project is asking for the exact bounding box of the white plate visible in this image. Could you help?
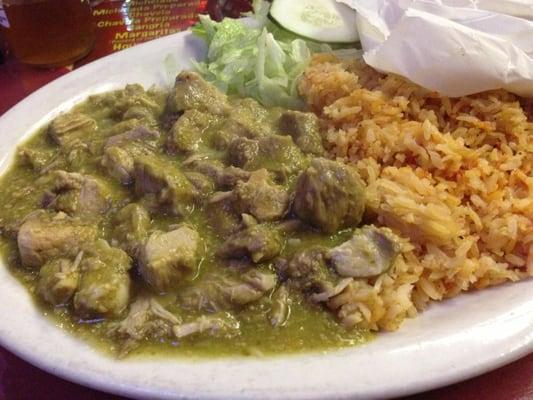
[0,30,532,400]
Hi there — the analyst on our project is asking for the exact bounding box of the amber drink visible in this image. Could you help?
[0,0,95,67]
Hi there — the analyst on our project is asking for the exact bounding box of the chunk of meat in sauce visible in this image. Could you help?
[18,147,55,172]
[293,158,365,233]
[98,84,164,121]
[122,106,159,129]
[102,127,159,185]
[228,137,259,170]
[111,203,150,258]
[173,313,239,339]
[278,110,324,156]
[229,134,307,180]
[217,166,252,188]
[221,98,274,139]
[183,155,250,190]
[327,225,401,278]
[166,71,230,116]
[229,268,276,304]
[183,156,251,189]
[48,112,96,146]
[106,119,145,137]
[280,246,353,304]
[182,157,224,180]
[184,171,215,199]
[102,146,135,185]
[17,211,98,268]
[179,269,276,312]
[105,126,160,148]
[41,170,112,216]
[268,284,291,327]
[205,192,242,236]
[134,154,198,216]
[38,253,83,306]
[282,246,337,295]
[233,169,289,222]
[139,225,200,292]
[167,109,222,154]
[109,296,180,357]
[217,224,283,263]
[73,239,132,318]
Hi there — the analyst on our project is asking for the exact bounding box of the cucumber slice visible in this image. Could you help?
[269,0,359,44]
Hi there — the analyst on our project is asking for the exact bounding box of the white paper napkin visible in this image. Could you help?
[338,0,533,97]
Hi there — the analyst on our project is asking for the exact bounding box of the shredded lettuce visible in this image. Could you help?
[191,0,330,109]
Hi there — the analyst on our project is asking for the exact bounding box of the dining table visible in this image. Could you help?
[0,1,532,399]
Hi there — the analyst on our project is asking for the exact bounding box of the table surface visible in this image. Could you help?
[0,1,532,399]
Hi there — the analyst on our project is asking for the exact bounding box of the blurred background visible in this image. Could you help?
[0,0,253,114]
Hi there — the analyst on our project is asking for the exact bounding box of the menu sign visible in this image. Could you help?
[80,0,208,65]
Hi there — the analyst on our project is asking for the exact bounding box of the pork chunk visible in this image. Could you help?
[269,285,290,327]
[98,84,163,119]
[48,112,97,146]
[38,254,82,306]
[166,71,230,116]
[139,226,200,292]
[77,176,112,215]
[167,109,223,154]
[18,147,55,172]
[41,170,112,216]
[281,246,352,303]
[105,126,160,148]
[205,192,241,236]
[134,155,197,216]
[217,224,283,263]
[179,269,276,312]
[109,296,180,356]
[221,97,274,139]
[293,158,365,233]
[184,172,215,198]
[327,226,401,278]
[111,203,150,258]
[17,212,98,268]
[283,246,337,295]
[173,313,239,339]
[278,110,324,155]
[182,155,250,189]
[234,169,289,222]
[102,127,158,185]
[122,106,159,129]
[235,269,276,301]
[182,156,225,180]
[73,240,132,318]
[217,166,251,188]
[229,134,307,179]
[107,118,144,137]
[101,146,134,185]
[228,137,259,170]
